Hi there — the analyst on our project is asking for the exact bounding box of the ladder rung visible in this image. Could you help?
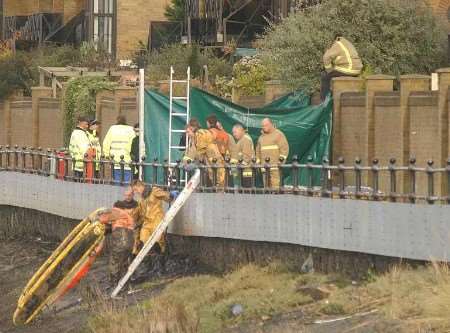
[172,80,188,83]
[172,113,188,116]
[172,97,188,100]
[170,146,186,149]
[171,129,185,133]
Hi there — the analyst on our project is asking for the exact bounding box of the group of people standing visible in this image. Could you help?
[183,115,289,189]
[69,115,140,182]
[69,112,290,189]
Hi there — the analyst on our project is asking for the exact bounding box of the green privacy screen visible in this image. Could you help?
[144,87,333,185]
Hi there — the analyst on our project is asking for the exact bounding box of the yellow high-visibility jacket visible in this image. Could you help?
[103,124,136,170]
[256,129,289,168]
[323,37,362,75]
[69,128,92,172]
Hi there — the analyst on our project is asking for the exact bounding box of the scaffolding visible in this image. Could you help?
[182,0,321,47]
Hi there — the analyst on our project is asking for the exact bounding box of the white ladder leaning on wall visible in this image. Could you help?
[168,66,191,173]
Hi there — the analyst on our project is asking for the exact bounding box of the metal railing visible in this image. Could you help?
[1,145,450,205]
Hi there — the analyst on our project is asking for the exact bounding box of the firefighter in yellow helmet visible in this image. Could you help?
[103,115,136,184]
[321,34,362,101]
[130,180,179,255]
[69,116,92,180]
[256,118,289,189]
[183,118,225,188]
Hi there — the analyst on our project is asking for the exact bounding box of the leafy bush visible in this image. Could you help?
[231,56,269,96]
[0,45,82,99]
[145,43,232,82]
[260,0,448,92]
[165,0,185,21]
[64,77,117,145]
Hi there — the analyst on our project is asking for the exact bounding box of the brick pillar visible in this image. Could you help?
[31,87,53,148]
[96,90,110,123]
[331,77,364,163]
[436,68,450,195]
[365,75,395,166]
[114,87,137,123]
[4,98,11,146]
[399,75,430,194]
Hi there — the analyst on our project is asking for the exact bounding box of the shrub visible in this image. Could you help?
[145,43,232,82]
[63,77,117,145]
[232,56,269,96]
[260,0,448,92]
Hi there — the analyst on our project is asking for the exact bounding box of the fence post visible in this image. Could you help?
[338,157,346,198]
[389,158,397,202]
[371,158,380,200]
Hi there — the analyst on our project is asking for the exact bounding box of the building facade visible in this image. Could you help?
[1,0,170,59]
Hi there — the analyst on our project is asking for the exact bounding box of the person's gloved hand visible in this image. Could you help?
[170,190,180,201]
[183,163,197,172]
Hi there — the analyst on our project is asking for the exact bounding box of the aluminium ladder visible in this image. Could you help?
[168,66,191,171]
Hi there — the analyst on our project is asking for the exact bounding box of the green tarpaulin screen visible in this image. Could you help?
[144,87,332,185]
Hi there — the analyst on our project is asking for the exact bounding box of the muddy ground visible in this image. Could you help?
[0,239,399,333]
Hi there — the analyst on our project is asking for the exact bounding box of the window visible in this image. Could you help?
[92,0,114,54]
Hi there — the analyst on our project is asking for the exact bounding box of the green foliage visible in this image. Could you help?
[165,0,185,21]
[63,77,117,145]
[260,0,448,92]
[79,42,114,70]
[0,45,81,99]
[145,43,232,81]
[231,56,269,96]
[0,53,34,99]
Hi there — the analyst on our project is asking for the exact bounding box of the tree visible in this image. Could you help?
[260,0,448,92]
[165,0,185,21]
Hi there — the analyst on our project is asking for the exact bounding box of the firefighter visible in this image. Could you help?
[99,199,138,288]
[130,180,179,255]
[183,118,225,188]
[103,115,136,184]
[206,114,230,158]
[321,34,363,101]
[231,123,255,188]
[256,118,289,189]
[69,116,92,180]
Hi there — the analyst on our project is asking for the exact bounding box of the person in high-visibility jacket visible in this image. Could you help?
[130,180,179,255]
[87,119,102,175]
[231,123,255,188]
[321,35,363,101]
[103,115,136,184]
[69,116,92,179]
[256,118,289,189]
[183,118,225,188]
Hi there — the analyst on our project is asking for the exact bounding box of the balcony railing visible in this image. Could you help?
[1,145,449,204]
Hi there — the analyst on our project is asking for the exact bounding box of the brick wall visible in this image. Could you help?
[0,102,5,145]
[10,99,33,147]
[373,92,402,193]
[63,0,84,23]
[4,0,38,16]
[339,92,367,166]
[38,98,63,149]
[116,0,170,59]
[409,92,440,197]
[97,96,116,143]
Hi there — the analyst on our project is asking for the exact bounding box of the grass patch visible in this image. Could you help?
[89,263,314,333]
[88,262,450,333]
[321,263,450,331]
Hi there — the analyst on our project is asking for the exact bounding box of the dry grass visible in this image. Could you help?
[89,262,450,333]
[320,262,450,332]
[89,263,313,333]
